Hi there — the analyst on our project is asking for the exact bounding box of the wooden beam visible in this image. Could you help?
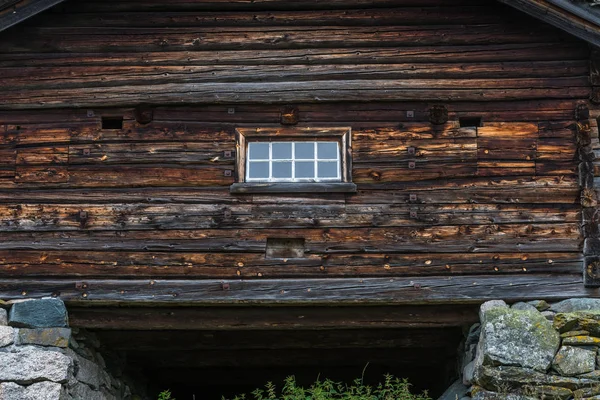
[3,275,596,307]
[497,0,600,48]
[70,305,478,330]
[0,0,66,33]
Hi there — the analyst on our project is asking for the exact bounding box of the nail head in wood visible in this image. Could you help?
[410,210,418,218]
[221,282,230,290]
[79,211,88,220]
[409,194,417,202]
[408,161,416,169]
[224,150,232,158]
[87,110,95,117]
[82,148,91,156]
[224,170,232,177]
[407,147,416,155]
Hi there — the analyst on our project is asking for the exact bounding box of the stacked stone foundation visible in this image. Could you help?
[0,298,145,400]
[444,298,600,400]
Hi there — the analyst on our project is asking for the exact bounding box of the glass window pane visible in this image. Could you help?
[295,142,314,159]
[248,143,269,160]
[248,161,269,179]
[317,142,338,160]
[272,161,292,178]
[272,143,292,159]
[318,161,338,178]
[295,161,315,178]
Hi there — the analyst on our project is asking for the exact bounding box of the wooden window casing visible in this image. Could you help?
[230,127,356,194]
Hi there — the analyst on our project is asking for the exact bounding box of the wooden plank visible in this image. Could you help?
[68,304,480,330]
[0,44,588,67]
[0,274,592,305]
[0,24,569,53]
[0,250,580,278]
[477,122,539,137]
[0,78,589,110]
[0,223,581,253]
[0,0,67,33]
[1,62,589,91]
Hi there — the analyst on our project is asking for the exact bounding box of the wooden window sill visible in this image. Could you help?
[230,182,357,194]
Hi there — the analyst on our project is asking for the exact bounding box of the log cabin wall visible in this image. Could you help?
[0,0,595,303]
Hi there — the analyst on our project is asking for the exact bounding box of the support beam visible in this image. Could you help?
[0,0,66,33]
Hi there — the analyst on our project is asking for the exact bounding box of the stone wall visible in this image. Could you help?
[443,298,600,400]
[0,298,146,400]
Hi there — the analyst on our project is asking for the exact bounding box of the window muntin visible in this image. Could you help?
[246,141,341,182]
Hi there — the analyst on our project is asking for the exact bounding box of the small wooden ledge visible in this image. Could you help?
[230,182,357,194]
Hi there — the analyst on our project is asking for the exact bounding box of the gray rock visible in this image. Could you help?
[511,302,537,312]
[66,349,110,390]
[552,345,596,376]
[68,383,116,400]
[0,346,72,383]
[541,310,555,321]
[0,325,15,347]
[463,360,475,386]
[9,298,68,328]
[527,300,550,311]
[471,389,536,400]
[0,381,66,400]
[551,298,600,313]
[0,308,7,326]
[475,365,600,391]
[438,380,468,400]
[479,300,508,323]
[466,323,481,346]
[17,328,71,347]
[474,308,559,372]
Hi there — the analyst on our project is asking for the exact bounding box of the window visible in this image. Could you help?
[230,127,356,194]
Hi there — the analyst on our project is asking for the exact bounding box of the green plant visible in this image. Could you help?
[221,374,431,400]
[158,389,175,400]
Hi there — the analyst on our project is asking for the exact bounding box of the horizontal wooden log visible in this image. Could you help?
[477,122,539,137]
[477,138,536,160]
[2,61,589,91]
[0,44,588,68]
[68,304,480,330]
[0,250,580,278]
[44,8,514,28]
[0,25,570,53]
[0,274,592,305]
[0,78,590,109]
[68,142,236,165]
[0,223,581,252]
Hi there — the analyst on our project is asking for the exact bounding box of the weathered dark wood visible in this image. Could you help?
[1,275,594,305]
[0,0,66,33]
[69,304,480,330]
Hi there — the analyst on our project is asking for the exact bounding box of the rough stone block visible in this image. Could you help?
[68,350,110,390]
[463,360,475,386]
[437,380,468,400]
[0,326,15,347]
[0,346,72,383]
[475,308,559,372]
[17,328,71,348]
[471,388,536,400]
[551,298,600,313]
[562,335,600,346]
[9,298,68,328]
[0,308,7,325]
[511,302,537,312]
[552,346,596,376]
[68,383,117,400]
[0,381,66,400]
[479,300,508,323]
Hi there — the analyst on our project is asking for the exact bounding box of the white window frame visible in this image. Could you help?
[246,141,341,183]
